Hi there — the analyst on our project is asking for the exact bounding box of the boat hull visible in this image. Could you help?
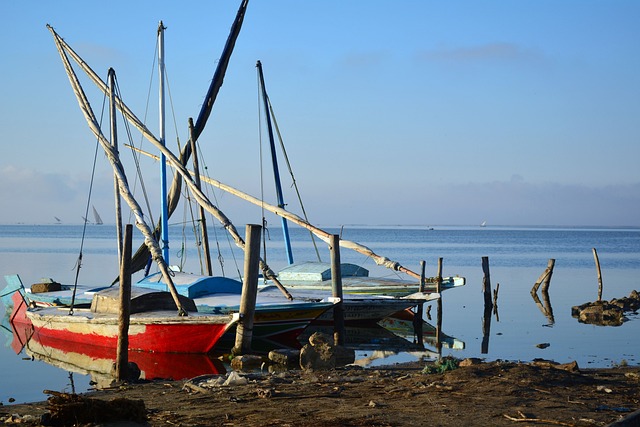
[11,295,234,354]
[29,311,232,353]
[5,274,334,344]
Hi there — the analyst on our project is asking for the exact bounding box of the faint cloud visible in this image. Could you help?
[75,42,128,64]
[510,174,524,183]
[339,51,390,69]
[0,166,87,223]
[418,42,544,64]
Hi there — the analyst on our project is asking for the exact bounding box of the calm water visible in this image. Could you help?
[1,224,639,404]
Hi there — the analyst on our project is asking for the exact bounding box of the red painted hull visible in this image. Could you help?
[12,293,234,354]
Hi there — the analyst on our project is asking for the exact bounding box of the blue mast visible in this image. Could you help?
[256,60,293,264]
[158,22,169,265]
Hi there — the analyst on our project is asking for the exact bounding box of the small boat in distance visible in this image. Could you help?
[480,221,487,227]
[92,205,103,225]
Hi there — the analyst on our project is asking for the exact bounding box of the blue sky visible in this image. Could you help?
[0,1,638,227]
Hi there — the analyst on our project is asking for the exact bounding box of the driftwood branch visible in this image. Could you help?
[503,410,577,426]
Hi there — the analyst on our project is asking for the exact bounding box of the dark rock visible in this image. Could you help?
[571,291,639,326]
[578,303,624,326]
[269,349,300,366]
[300,332,355,370]
[231,354,264,370]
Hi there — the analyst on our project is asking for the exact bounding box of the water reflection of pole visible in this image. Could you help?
[68,372,76,394]
[481,257,493,354]
[436,293,443,357]
[414,260,426,347]
[531,289,555,325]
[436,258,443,357]
[493,283,500,322]
[542,290,555,324]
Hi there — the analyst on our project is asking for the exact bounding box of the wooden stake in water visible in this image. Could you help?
[330,234,345,346]
[593,248,603,301]
[482,257,493,310]
[233,224,262,355]
[116,224,133,381]
[531,259,555,294]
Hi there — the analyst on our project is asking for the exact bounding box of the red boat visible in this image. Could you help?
[10,286,238,354]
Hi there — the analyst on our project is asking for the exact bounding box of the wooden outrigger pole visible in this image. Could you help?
[129,146,423,281]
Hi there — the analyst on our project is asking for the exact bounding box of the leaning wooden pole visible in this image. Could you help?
[531,259,556,295]
[593,248,603,301]
[116,224,133,381]
[232,224,262,356]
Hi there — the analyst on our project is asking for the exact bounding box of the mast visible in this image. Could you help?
[108,70,122,253]
[158,21,170,265]
[256,60,293,264]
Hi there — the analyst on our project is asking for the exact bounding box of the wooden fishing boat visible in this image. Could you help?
[4,273,335,344]
[10,284,238,354]
[255,283,438,324]
[274,262,465,297]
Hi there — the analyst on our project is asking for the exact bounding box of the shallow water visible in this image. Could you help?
[1,224,639,404]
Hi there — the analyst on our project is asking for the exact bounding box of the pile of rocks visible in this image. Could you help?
[571,290,639,326]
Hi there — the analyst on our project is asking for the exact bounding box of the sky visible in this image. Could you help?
[0,1,639,227]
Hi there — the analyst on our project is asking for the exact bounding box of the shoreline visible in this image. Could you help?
[3,359,639,426]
